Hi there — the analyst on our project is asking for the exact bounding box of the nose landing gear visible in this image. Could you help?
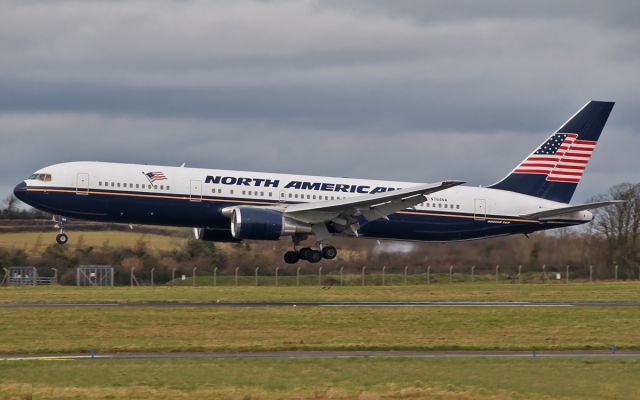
[54,216,69,245]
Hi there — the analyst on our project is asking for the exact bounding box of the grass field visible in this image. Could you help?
[0,231,187,252]
[1,282,639,304]
[1,284,638,398]
[1,357,639,399]
[0,306,638,353]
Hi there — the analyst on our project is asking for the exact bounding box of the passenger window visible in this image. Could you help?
[136,184,139,189]
[117,183,121,187]
[242,191,246,195]
[288,193,292,198]
[218,189,222,194]
[111,182,115,187]
[230,189,233,194]
[456,205,460,209]
[148,185,152,189]
[331,196,335,200]
[307,195,310,199]
[160,185,164,190]
[269,192,272,197]
[438,203,442,208]
[167,186,170,190]
[312,195,316,200]
[444,204,448,208]
[153,185,157,189]
[98,182,102,186]
[260,192,264,196]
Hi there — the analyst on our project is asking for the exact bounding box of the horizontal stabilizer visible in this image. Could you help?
[521,200,624,220]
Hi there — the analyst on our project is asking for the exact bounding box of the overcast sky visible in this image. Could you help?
[1,0,638,204]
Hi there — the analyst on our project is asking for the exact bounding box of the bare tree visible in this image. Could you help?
[591,183,640,278]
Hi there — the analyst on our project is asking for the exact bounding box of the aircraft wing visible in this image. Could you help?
[279,180,465,238]
[520,200,624,220]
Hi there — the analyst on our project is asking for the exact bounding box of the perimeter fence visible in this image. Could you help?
[3,264,640,287]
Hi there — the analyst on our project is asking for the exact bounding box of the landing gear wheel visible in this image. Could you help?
[322,246,337,260]
[56,233,69,245]
[284,251,300,264]
[298,247,312,261]
[307,250,322,263]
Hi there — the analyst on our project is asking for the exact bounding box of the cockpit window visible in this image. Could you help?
[27,173,52,182]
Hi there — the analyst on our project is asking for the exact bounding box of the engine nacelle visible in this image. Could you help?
[194,228,241,243]
[228,207,311,240]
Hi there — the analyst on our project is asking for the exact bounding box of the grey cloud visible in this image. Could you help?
[0,1,638,203]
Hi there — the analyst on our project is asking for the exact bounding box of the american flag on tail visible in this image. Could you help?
[513,133,596,184]
[143,171,167,183]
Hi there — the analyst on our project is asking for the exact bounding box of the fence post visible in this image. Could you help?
[471,265,475,282]
[566,265,570,283]
[495,265,500,283]
[542,264,546,283]
[255,267,260,286]
[318,266,323,286]
[340,266,344,286]
[615,265,618,281]
[275,267,279,287]
[192,267,197,287]
[130,267,135,288]
[382,265,386,286]
[590,265,593,283]
[404,266,408,285]
[427,266,431,285]
[517,265,522,283]
[171,268,176,287]
[51,268,58,285]
[449,265,453,283]
[214,267,218,287]
[150,268,155,287]
[362,266,366,286]
[235,267,239,286]
[296,266,301,286]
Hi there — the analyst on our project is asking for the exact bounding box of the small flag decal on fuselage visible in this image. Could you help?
[143,171,167,183]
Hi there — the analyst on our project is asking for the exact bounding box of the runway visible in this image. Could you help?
[1,350,639,361]
[0,301,639,308]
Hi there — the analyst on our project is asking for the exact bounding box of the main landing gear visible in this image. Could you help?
[284,236,337,264]
[54,216,69,245]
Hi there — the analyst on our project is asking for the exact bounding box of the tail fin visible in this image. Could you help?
[489,101,614,203]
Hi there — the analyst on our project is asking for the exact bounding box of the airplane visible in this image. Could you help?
[13,101,619,264]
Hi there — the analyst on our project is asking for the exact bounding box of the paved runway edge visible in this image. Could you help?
[2,350,640,361]
[1,301,640,308]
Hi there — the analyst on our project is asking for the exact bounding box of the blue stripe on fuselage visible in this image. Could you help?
[23,186,575,242]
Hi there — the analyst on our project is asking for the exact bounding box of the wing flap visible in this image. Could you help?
[284,180,465,224]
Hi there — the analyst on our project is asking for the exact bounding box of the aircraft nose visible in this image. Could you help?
[13,181,27,202]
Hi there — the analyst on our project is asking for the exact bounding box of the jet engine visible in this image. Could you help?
[227,207,311,240]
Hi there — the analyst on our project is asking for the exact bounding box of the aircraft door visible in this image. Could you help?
[190,180,202,202]
[76,173,89,195]
[474,199,486,221]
